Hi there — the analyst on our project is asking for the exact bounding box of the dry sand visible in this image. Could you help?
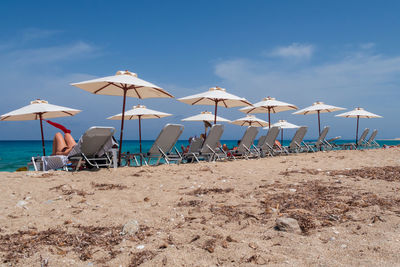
[1,148,400,266]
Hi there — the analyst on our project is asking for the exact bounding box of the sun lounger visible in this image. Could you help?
[362,129,379,148]
[181,137,204,163]
[31,126,118,171]
[197,124,225,162]
[256,135,267,148]
[257,126,280,157]
[305,126,330,151]
[340,128,369,150]
[324,136,341,149]
[134,124,184,166]
[228,126,259,159]
[279,126,309,154]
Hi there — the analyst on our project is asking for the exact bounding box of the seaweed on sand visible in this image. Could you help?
[260,180,400,233]
[0,225,153,264]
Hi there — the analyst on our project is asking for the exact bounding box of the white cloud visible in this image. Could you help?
[8,41,96,66]
[267,43,314,59]
[20,28,60,41]
[215,48,400,138]
[360,42,375,50]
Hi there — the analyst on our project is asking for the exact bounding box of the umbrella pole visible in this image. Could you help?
[118,88,128,166]
[39,113,46,156]
[356,115,359,147]
[317,110,321,136]
[139,115,142,166]
[268,107,271,129]
[214,100,218,124]
[281,129,283,145]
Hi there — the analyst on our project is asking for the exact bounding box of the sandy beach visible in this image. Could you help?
[1,148,400,266]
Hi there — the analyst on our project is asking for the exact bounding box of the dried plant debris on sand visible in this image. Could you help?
[49,184,93,197]
[129,250,157,267]
[280,166,400,182]
[91,182,128,190]
[260,180,400,233]
[0,225,153,264]
[329,166,400,182]
[187,187,234,195]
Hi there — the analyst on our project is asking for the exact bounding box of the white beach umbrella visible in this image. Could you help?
[240,96,298,128]
[231,115,269,127]
[293,101,346,136]
[0,99,81,156]
[182,111,230,136]
[178,86,252,124]
[266,120,300,144]
[107,104,172,155]
[336,107,382,144]
[71,70,174,164]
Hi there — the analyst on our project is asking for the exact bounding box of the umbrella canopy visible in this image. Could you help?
[71,70,174,164]
[107,104,171,156]
[240,96,298,128]
[231,115,269,127]
[181,111,230,123]
[293,101,346,136]
[182,111,230,136]
[269,120,300,129]
[336,107,382,145]
[178,86,252,124]
[266,120,300,144]
[0,99,81,156]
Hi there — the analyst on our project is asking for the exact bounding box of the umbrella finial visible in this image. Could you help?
[31,99,48,104]
[116,70,138,77]
[210,86,226,91]
[133,104,146,109]
[313,101,324,105]
[263,96,276,101]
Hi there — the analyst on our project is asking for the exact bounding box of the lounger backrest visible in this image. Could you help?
[148,124,184,155]
[261,126,280,149]
[289,126,308,150]
[357,128,370,145]
[79,127,116,156]
[366,129,378,144]
[257,135,267,147]
[188,137,203,153]
[237,126,259,153]
[200,124,224,154]
[315,126,330,147]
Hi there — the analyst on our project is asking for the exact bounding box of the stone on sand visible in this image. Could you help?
[121,220,139,235]
[275,217,301,234]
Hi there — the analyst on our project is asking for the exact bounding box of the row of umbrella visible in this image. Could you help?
[0,70,382,161]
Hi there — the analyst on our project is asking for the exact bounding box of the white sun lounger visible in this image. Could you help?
[197,124,225,162]
[257,126,280,157]
[306,126,330,152]
[181,136,204,163]
[135,124,184,166]
[229,126,259,159]
[278,126,309,154]
[340,128,369,150]
[31,126,118,171]
[362,129,379,148]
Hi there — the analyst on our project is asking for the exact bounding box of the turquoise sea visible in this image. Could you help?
[0,139,399,172]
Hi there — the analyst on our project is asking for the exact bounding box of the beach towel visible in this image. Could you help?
[44,120,71,134]
[41,155,69,171]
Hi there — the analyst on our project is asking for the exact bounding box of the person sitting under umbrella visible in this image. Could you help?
[45,120,77,155]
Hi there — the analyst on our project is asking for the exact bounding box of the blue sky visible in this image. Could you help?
[0,0,400,140]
